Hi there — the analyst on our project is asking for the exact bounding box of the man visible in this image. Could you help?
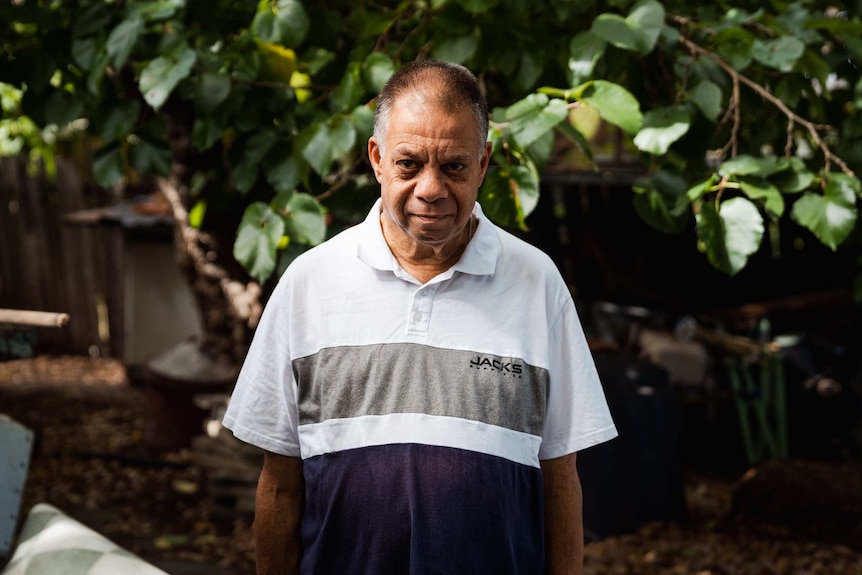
[222,59,618,575]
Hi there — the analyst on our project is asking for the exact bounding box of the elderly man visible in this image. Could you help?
[222,59,617,575]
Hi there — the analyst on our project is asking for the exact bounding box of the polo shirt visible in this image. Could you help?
[223,199,617,574]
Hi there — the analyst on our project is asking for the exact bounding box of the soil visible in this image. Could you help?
[2,355,862,575]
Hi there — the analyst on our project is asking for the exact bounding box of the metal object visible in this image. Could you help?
[0,415,34,560]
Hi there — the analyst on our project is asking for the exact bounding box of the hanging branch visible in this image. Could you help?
[157,177,263,329]
[676,31,856,178]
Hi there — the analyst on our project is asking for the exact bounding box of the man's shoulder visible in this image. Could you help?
[492,225,558,273]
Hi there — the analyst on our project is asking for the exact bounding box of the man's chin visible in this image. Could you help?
[410,231,449,246]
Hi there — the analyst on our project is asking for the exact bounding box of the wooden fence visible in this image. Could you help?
[0,155,114,358]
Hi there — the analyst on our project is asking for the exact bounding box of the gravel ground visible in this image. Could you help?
[2,355,862,575]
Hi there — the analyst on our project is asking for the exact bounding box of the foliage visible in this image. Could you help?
[1,0,861,284]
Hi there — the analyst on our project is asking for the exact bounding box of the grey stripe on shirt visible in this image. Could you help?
[293,342,549,435]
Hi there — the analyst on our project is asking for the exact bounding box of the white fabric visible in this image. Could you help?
[223,199,617,462]
[1,504,168,575]
[299,413,542,468]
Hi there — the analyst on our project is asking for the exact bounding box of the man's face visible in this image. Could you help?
[368,94,491,253]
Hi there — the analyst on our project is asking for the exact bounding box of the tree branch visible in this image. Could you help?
[676,32,856,178]
[157,177,263,329]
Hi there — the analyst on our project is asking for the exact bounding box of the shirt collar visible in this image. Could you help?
[357,198,498,278]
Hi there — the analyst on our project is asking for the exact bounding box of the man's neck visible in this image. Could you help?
[381,216,476,284]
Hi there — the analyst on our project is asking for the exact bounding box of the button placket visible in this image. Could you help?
[407,284,439,336]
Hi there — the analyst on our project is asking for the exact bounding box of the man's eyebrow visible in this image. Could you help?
[392,148,422,159]
[391,146,472,163]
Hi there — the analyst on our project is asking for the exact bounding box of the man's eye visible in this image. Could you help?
[447,163,466,172]
[396,160,417,170]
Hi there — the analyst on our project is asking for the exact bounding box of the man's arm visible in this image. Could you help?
[255,451,305,575]
[540,452,583,575]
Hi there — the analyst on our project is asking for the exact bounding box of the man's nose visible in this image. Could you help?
[413,168,448,202]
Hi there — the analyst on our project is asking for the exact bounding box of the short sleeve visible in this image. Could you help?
[222,278,302,457]
[538,298,618,460]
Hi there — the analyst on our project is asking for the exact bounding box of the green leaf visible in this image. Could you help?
[270,189,295,211]
[555,119,594,164]
[73,4,110,37]
[233,129,279,193]
[714,27,753,71]
[192,117,224,150]
[139,48,197,110]
[826,172,862,198]
[509,164,540,221]
[514,51,542,93]
[456,0,497,13]
[752,36,805,72]
[567,31,606,86]
[350,104,375,144]
[264,144,301,193]
[72,36,100,72]
[283,192,327,245]
[791,174,858,250]
[697,196,764,276]
[526,128,555,171]
[688,80,722,122]
[92,144,124,188]
[330,63,362,114]
[591,13,638,51]
[257,41,297,82]
[106,16,143,69]
[234,202,285,284]
[632,170,691,234]
[300,123,334,176]
[431,34,479,65]
[98,100,140,142]
[129,139,172,175]
[626,0,665,54]
[718,155,789,178]
[478,167,520,227]
[772,157,815,193]
[301,117,356,176]
[189,200,206,229]
[195,73,231,113]
[362,52,396,94]
[87,52,110,96]
[44,90,84,127]
[574,80,642,135]
[633,106,690,155]
[505,94,568,149]
[252,0,309,48]
[686,175,717,202]
[132,0,184,21]
[739,178,784,218]
[774,75,805,109]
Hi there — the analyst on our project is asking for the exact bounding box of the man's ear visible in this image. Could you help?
[478,141,492,179]
[368,137,383,182]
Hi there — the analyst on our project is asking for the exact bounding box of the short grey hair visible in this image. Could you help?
[373,60,489,160]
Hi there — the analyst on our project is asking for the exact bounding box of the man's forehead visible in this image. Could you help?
[389,100,477,138]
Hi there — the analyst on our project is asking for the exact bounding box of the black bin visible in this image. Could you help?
[578,350,688,541]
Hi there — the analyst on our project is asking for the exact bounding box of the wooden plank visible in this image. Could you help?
[17,160,51,313]
[0,158,27,311]
[103,224,126,360]
[56,160,101,354]
[0,309,70,327]
[0,159,17,309]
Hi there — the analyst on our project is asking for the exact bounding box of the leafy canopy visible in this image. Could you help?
[2,0,861,282]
